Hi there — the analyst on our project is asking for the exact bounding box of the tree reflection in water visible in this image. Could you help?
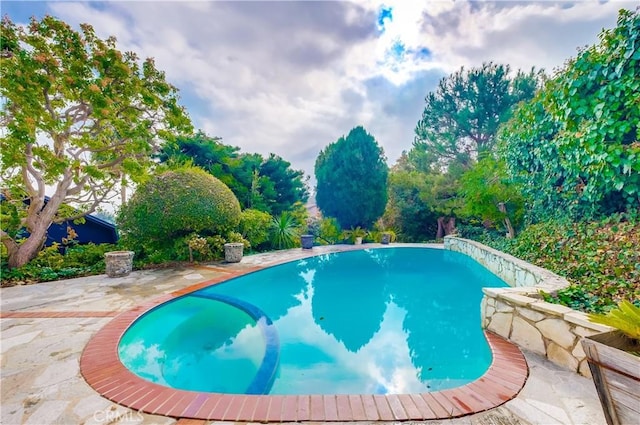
[121,248,508,394]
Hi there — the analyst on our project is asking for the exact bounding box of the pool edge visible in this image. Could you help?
[80,248,528,422]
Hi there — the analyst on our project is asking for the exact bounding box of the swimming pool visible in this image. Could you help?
[118,247,507,395]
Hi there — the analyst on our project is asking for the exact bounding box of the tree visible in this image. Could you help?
[499,9,640,221]
[0,16,191,268]
[403,63,540,238]
[158,133,308,215]
[412,62,541,171]
[421,170,465,238]
[459,156,524,238]
[315,126,388,229]
[382,167,438,242]
[385,154,465,240]
[259,154,309,216]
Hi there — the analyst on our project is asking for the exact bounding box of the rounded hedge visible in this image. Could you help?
[118,167,241,246]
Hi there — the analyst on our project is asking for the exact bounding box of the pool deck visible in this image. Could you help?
[1,244,606,424]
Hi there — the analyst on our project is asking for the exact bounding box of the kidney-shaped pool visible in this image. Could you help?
[118,247,508,395]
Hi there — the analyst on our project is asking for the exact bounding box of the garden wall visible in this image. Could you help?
[444,236,612,377]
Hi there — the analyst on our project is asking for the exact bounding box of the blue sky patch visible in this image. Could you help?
[3,1,51,23]
[390,40,405,59]
[377,6,393,31]
[416,47,432,60]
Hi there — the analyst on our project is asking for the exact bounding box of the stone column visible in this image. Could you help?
[104,251,134,277]
[224,243,244,263]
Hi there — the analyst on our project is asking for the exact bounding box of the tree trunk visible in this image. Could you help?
[436,216,456,239]
[5,187,69,269]
[498,202,516,239]
[445,217,456,235]
[5,223,48,269]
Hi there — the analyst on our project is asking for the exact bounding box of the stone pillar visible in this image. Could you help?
[104,251,134,277]
[224,243,244,263]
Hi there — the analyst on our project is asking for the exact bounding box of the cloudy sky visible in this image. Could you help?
[4,0,636,184]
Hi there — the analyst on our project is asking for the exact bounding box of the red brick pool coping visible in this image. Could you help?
[80,268,529,422]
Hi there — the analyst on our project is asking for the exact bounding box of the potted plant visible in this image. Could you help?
[380,230,396,245]
[300,234,314,249]
[582,300,640,425]
[300,219,317,249]
[342,226,367,245]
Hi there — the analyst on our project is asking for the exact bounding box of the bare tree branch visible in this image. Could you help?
[53,180,117,223]
[24,144,45,199]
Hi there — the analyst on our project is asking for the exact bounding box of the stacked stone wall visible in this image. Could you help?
[444,236,612,377]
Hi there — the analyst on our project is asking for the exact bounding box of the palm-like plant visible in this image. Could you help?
[589,300,640,341]
[341,226,367,244]
[270,212,299,250]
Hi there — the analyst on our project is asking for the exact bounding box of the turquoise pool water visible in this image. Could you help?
[119,247,508,395]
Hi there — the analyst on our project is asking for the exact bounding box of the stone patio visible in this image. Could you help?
[1,245,607,424]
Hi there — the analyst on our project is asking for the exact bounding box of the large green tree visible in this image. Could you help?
[499,9,640,221]
[398,63,540,239]
[0,16,191,268]
[412,62,541,171]
[315,126,388,229]
[158,133,308,215]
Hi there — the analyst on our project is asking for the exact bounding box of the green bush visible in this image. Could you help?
[341,226,368,244]
[499,9,640,221]
[63,243,115,268]
[118,167,241,260]
[1,243,116,286]
[269,212,300,250]
[481,215,639,313]
[239,209,272,250]
[317,217,342,245]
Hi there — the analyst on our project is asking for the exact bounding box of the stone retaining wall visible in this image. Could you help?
[444,236,567,291]
[444,236,612,377]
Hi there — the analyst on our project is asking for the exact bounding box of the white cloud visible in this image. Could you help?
[41,0,633,184]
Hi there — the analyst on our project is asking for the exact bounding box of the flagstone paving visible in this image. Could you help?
[1,245,606,424]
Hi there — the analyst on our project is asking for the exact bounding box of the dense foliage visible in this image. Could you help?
[269,212,300,250]
[459,156,524,238]
[382,168,438,242]
[118,167,241,260]
[158,132,308,215]
[384,64,540,240]
[0,15,191,269]
[499,9,640,222]
[315,126,388,229]
[481,216,639,313]
[239,209,273,250]
[1,243,116,286]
